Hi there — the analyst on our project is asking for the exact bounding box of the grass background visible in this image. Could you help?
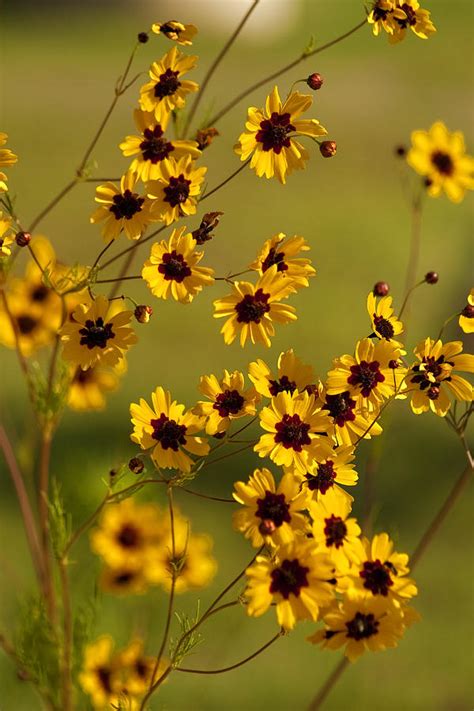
[1,0,473,708]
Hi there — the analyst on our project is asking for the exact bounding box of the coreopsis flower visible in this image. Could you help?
[407,122,474,203]
[194,369,258,435]
[318,386,383,446]
[390,1,436,43]
[213,266,297,348]
[90,172,153,242]
[67,365,120,411]
[233,468,311,548]
[120,109,200,182]
[130,386,209,472]
[300,441,358,500]
[308,597,418,662]
[310,487,361,573]
[79,636,124,709]
[254,389,331,475]
[249,348,316,398]
[341,533,417,604]
[459,289,474,333]
[367,292,403,342]
[151,20,198,46]
[235,86,327,184]
[0,132,18,192]
[407,338,473,416]
[367,1,398,37]
[90,499,166,570]
[147,156,206,225]
[326,338,405,409]
[0,212,14,257]
[139,46,199,126]
[100,566,149,596]
[119,639,167,696]
[142,226,214,303]
[245,540,334,630]
[249,232,316,293]
[61,296,137,369]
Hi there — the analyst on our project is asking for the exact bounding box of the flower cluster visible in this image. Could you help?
[368,1,436,43]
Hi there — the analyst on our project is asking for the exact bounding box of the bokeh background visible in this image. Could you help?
[1,0,473,708]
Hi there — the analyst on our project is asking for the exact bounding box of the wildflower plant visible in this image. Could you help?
[0,3,472,710]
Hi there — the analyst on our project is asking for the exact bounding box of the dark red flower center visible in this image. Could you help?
[256,112,295,154]
[410,354,452,391]
[135,659,149,679]
[269,558,309,599]
[74,368,93,384]
[269,375,298,396]
[323,392,357,427]
[372,4,389,21]
[150,413,187,451]
[274,413,311,451]
[323,514,347,548]
[256,491,291,528]
[158,250,192,282]
[261,247,288,273]
[117,524,140,548]
[30,285,50,302]
[154,68,181,99]
[360,559,394,596]
[235,288,270,324]
[346,612,379,640]
[109,189,145,220]
[461,304,474,319]
[305,460,336,494]
[113,571,136,585]
[213,389,245,417]
[140,126,174,163]
[163,174,191,207]
[17,315,38,335]
[79,317,115,350]
[96,666,113,693]
[431,150,454,176]
[373,314,395,340]
[347,360,385,397]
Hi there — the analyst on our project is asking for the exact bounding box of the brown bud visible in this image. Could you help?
[373,281,390,296]
[128,457,144,474]
[320,140,337,158]
[138,32,149,43]
[15,231,31,247]
[195,127,219,151]
[307,73,323,91]
[134,305,153,323]
[192,211,223,245]
[427,385,440,400]
[388,359,399,369]
[259,519,277,536]
[425,271,439,285]
[394,145,406,158]
[461,304,474,319]
[109,469,117,480]
[212,431,226,440]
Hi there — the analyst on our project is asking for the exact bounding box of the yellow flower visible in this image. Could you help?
[249,348,316,398]
[245,540,335,630]
[300,441,358,500]
[459,288,474,334]
[61,296,137,370]
[408,338,473,416]
[90,172,153,242]
[130,386,209,472]
[79,636,124,709]
[147,156,206,225]
[235,86,327,184]
[407,121,474,203]
[213,266,297,348]
[390,0,436,43]
[367,1,398,37]
[120,109,200,182]
[0,211,15,257]
[254,389,331,475]
[233,468,311,548]
[367,291,403,342]
[118,639,164,696]
[249,232,316,293]
[139,46,199,127]
[310,487,361,574]
[67,365,120,411]
[308,597,418,662]
[0,132,18,192]
[151,20,198,46]
[100,566,150,596]
[317,385,383,446]
[142,225,214,303]
[194,369,258,435]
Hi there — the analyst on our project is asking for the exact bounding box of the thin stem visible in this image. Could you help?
[307,657,350,711]
[176,630,282,674]
[62,496,108,557]
[206,18,367,127]
[38,431,56,623]
[402,194,424,328]
[94,274,142,285]
[58,558,73,711]
[398,279,425,321]
[177,486,235,504]
[28,179,78,233]
[0,633,56,710]
[199,159,250,202]
[202,441,256,469]
[108,248,136,299]
[182,0,260,137]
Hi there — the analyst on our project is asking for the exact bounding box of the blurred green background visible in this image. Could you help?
[1,0,473,709]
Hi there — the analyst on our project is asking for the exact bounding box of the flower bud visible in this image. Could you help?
[134,305,153,323]
[195,127,219,151]
[128,457,144,474]
[373,281,390,296]
[307,73,323,91]
[427,385,440,400]
[320,140,337,158]
[138,32,149,43]
[213,431,226,440]
[461,304,474,319]
[425,271,439,285]
[192,211,223,245]
[15,231,31,247]
[259,519,277,536]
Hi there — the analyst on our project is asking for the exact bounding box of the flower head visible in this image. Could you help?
[67,365,120,411]
[367,1,436,43]
[0,132,18,192]
[311,487,361,573]
[0,212,15,257]
[79,636,123,709]
[367,291,403,343]
[250,232,316,293]
[147,156,206,225]
[318,385,383,446]
[249,348,316,398]
[194,369,258,435]
[300,441,358,500]
[459,289,474,334]
[151,20,197,46]
[90,172,152,242]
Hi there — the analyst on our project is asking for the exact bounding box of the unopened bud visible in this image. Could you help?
[138,32,149,43]
[388,359,399,369]
[427,385,440,400]
[307,72,323,91]
[394,145,406,158]
[128,457,144,474]
[320,140,337,158]
[259,519,277,536]
[15,231,31,247]
[212,431,226,440]
[134,305,153,323]
[373,281,390,296]
[304,383,319,396]
[192,211,223,245]
[461,304,474,319]
[425,271,439,285]
[195,127,219,151]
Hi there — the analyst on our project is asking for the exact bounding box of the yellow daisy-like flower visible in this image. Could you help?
[326,338,405,409]
[151,20,198,46]
[100,566,150,596]
[79,636,124,709]
[341,533,417,604]
[249,232,316,293]
[0,132,18,192]
[213,266,297,348]
[299,441,358,500]
[317,385,383,446]
[235,86,327,184]
[147,156,206,225]
[407,338,473,416]
[67,365,120,411]
[90,172,153,242]
[130,386,209,472]
[367,1,398,37]
[119,639,167,697]
[254,389,331,475]
[120,109,200,182]
[233,468,311,548]
[308,597,418,662]
[310,487,361,574]
[245,539,334,630]
[367,292,403,342]
[0,211,15,257]
[139,46,199,127]
[249,348,316,398]
[142,226,214,303]
[61,296,137,370]
[390,0,436,43]
[194,369,258,435]
[407,121,474,203]
[459,288,474,334]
